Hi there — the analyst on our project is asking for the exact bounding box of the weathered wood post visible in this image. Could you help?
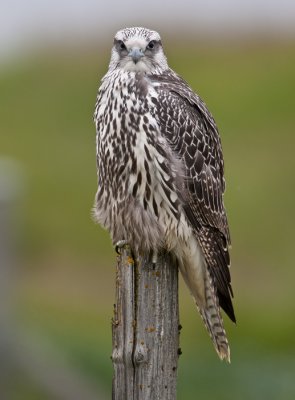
[112,245,179,400]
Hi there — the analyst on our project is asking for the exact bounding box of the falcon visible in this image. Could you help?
[93,27,235,361]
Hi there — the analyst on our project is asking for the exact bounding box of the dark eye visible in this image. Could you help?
[147,40,156,50]
[118,40,126,51]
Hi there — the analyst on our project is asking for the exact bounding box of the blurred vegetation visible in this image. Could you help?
[0,39,295,399]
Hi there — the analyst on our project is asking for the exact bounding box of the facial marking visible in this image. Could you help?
[109,27,168,74]
[125,37,148,52]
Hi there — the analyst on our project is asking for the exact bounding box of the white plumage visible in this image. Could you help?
[94,27,235,361]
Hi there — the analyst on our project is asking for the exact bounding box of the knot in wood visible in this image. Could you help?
[133,343,148,365]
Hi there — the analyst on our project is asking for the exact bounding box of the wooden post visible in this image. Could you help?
[112,245,179,400]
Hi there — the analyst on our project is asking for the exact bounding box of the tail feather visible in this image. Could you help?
[177,236,231,361]
[198,269,230,362]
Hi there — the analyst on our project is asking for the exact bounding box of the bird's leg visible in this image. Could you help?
[115,240,129,255]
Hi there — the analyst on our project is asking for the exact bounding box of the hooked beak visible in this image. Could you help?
[129,48,144,64]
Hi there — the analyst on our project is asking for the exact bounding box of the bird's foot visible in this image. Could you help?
[115,240,129,255]
[151,250,158,268]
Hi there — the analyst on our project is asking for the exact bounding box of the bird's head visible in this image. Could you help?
[108,27,168,74]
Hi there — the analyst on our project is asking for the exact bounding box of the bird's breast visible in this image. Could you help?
[95,73,186,239]
[97,73,159,179]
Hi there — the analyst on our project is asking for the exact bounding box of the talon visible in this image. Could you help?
[115,240,129,255]
[152,250,158,266]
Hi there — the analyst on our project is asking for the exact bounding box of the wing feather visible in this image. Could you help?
[150,70,235,322]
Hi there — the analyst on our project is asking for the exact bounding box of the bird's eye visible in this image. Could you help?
[118,40,126,51]
[147,40,156,50]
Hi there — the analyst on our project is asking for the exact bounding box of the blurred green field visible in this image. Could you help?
[1,39,295,399]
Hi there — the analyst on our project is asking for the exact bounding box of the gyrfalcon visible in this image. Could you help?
[93,27,235,361]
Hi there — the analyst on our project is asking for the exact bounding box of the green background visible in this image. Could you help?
[0,39,294,399]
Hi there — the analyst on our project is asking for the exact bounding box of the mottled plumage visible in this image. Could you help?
[93,27,235,361]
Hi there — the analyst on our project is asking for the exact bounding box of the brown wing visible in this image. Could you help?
[150,70,235,322]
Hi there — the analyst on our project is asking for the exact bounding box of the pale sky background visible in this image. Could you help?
[1,0,295,60]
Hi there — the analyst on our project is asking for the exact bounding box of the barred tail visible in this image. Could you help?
[198,270,230,362]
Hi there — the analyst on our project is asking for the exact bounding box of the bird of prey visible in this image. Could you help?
[93,27,235,361]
